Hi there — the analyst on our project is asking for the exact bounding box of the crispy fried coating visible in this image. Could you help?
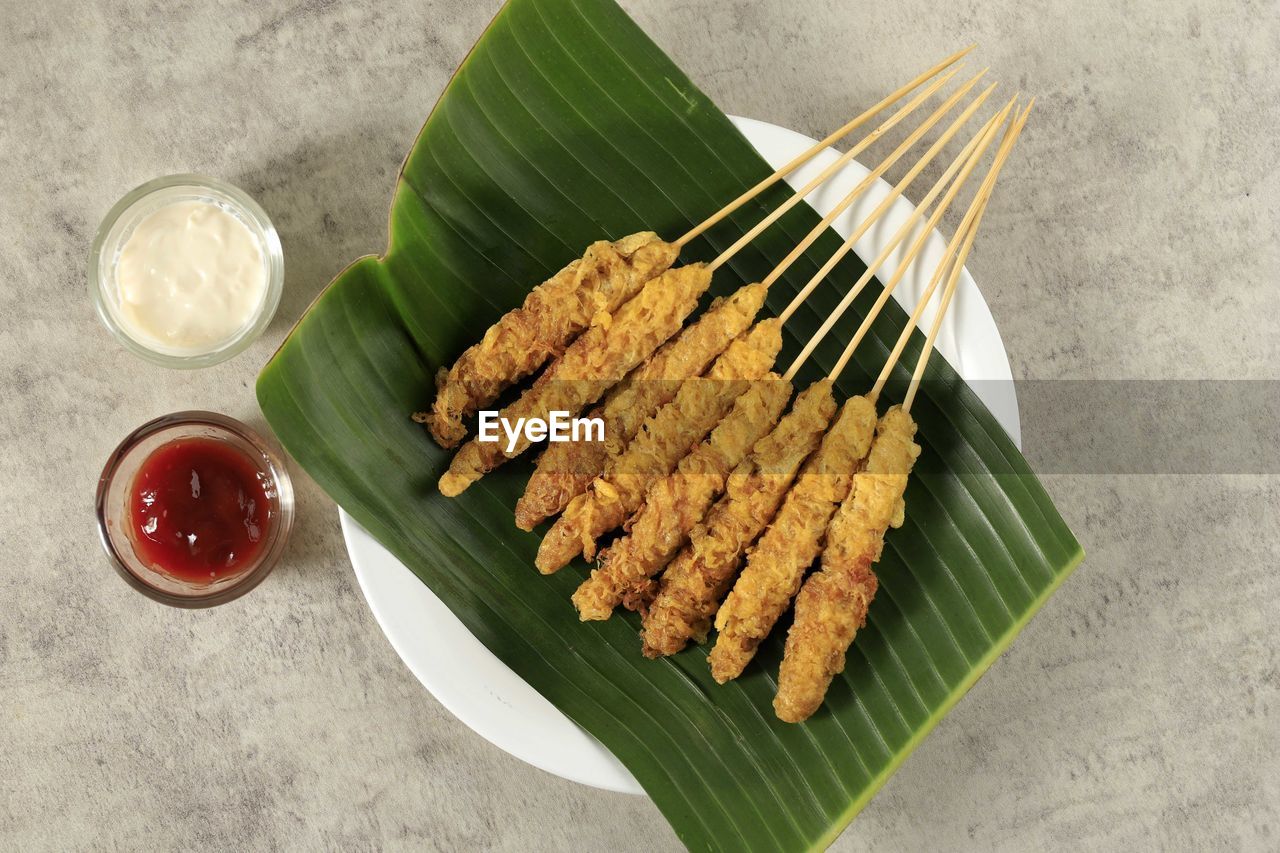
[707,394,878,683]
[421,233,678,448]
[514,283,767,531]
[571,375,792,621]
[640,381,838,658]
[773,562,877,723]
[438,263,711,497]
[774,406,920,723]
[534,320,783,574]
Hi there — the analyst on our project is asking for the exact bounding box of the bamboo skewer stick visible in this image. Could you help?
[756,71,992,292]
[768,99,994,386]
[901,100,1033,413]
[779,98,1014,382]
[699,202,984,671]
[708,108,1026,682]
[828,98,1023,387]
[865,99,1028,404]
[674,46,974,248]
[854,195,978,409]
[608,111,1011,622]
[706,79,992,338]
[830,117,1012,410]
[864,225,968,395]
[776,82,998,325]
[705,67,963,273]
[807,101,1014,380]
[772,103,1031,723]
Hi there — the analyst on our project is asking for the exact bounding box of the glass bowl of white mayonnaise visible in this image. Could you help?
[89,174,284,368]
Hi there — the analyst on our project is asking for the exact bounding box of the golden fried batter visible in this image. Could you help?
[514,283,767,531]
[774,406,920,723]
[571,375,791,621]
[534,320,783,574]
[438,263,711,497]
[640,381,837,658]
[773,561,877,723]
[707,394,877,683]
[423,233,677,448]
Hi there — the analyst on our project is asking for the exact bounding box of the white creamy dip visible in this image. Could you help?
[114,200,267,352]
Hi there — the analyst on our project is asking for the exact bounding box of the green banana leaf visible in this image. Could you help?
[256,0,1083,848]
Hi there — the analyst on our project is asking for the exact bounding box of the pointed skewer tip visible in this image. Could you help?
[939,44,977,66]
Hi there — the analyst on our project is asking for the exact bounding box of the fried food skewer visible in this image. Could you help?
[530,313,793,570]
[568,78,999,620]
[424,50,970,448]
[513,283,767,529]
[774,103,1031,722]
[705,392,878,682]
[773,405,919,720]
[708,104,1018,683]
[421,233,678,448]
[438,64,977,497]
[572,375,794,619]
[533,88,1007,569]
[438,260,712,496]
[638,100,1011,656]
[639,380,838,656]
[513,71,993,531]
[543,318,784,569]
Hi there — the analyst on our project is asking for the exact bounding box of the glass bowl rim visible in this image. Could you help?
[88,173,284,369]
[95,410,294,608]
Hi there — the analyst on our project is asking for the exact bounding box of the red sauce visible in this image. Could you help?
[129,437,272,583]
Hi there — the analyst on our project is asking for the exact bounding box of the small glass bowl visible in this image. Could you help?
[89,174,284,368]
[96,411,295,608]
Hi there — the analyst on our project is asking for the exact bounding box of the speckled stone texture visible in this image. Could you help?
[2,0,1277,849]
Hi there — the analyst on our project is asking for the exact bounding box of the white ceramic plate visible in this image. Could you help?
[341,116,1022,796]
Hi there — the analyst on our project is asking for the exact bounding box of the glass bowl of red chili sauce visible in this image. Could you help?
[96,411,294,607]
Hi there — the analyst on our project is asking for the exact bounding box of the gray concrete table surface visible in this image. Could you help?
[2,0,1276,849]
